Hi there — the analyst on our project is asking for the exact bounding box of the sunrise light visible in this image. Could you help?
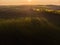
[0,0,60,5]
[28,0,32,2]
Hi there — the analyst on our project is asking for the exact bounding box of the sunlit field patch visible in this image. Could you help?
[0,17,60,30]
[45,9,54,12]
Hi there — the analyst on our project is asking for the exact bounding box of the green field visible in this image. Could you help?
[0,17,60,45]
[0,5,60,45]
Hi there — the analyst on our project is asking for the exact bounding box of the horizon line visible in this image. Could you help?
[0,4,60,6]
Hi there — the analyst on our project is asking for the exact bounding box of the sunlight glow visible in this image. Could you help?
[0,0,60,5]
[28,0,32,2]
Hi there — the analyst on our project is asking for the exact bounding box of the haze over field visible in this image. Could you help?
[0,0,60,5]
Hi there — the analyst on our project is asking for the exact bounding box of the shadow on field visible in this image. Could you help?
[0,17,60,45]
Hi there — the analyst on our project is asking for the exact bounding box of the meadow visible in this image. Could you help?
[0,5,60,45]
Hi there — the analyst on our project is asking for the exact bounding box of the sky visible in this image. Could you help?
[0,0,60,5]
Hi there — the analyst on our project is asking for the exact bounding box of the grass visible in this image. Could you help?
[0,17,60,45]
[0,6,60,45]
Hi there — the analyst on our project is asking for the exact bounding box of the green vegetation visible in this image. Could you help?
[0,17,60,45]
[0,5,60,45]
[44,9,60,14]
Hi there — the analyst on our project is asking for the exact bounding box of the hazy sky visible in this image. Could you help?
[0,0,60,5]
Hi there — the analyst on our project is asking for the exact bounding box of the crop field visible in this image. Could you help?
[0,5,60,45]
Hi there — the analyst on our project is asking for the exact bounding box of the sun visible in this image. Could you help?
[28,0,32,2]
